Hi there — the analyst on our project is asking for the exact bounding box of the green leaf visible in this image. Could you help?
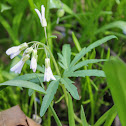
[70,59,107,72]
[81,105,88,126]
[95,21,126,35]
[60,78,79,100]
[103,57,126,126]
[70,35,117,67]
[49,105,62,126]
[68,93,75,126]
[40,80,59,117]
[64,70,105,78]
[0,80,46,94]
[104,106,117,126]
[72,32,82,52]
[14,73,44,81]
[94,105,116,126]
[58,44,71,69]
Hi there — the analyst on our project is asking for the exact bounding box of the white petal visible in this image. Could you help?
[10,60,24,74]
[30,57,37,72]
[35,9,42,24]
[41,5,45,19]
[6,46,20,55]
[44,67,56,82]
[10,50,21,59]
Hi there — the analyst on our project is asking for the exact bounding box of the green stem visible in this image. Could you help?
[29,41,82,124]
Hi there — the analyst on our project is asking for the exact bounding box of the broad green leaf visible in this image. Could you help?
[94,105,116,126]
[68,93,75,126]
[14,73,44,81]
[60,78,79,100]
[81,105,88,126]
[70,59,107,72]
[0,80,46,94]
[95,21,126,35]
[103,57,126,126]
[70,35,117,67]
[58,44,71,69]
[40,80,59,116]
[64,70,105,78]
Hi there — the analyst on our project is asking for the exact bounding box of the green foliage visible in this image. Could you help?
[60,78,79,100]
[58,44,71,70]
[94,105,116,126]
[70,35,117,67]
[0,80,46,94]
[40,80,59,117]
[1,0,126,125]
[68,93,75,126]
[104,57,126,126]
[81,105,89,126]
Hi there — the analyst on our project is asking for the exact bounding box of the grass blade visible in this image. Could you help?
[103,57,126,126]
[68,93,75,126]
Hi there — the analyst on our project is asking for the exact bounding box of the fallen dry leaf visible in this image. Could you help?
[0,105,40,126]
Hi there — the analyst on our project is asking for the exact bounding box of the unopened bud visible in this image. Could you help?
[45,58,50,68]
[57,9,65,18]
[32,49,38,59]
[19,42,28,51]
[24,47,33,54]
[42,18,47,27]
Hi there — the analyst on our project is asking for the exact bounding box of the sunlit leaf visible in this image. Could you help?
[40,80,59,116]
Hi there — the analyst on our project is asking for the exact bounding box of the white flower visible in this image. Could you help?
[44,58,56,82]
[30,49,38,72]
[10,54,30,74]
[6,42,28,59]
[35,5,47,27]
[10,59,24,74]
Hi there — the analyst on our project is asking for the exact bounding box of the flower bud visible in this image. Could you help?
[19,42,28,51]
[24,47,33,54]
[30,49,38,72]
[57,9,65,18]
[42,18,47,27]
[45,58,50,68]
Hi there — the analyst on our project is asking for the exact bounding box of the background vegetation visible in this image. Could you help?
[0,0,126,125]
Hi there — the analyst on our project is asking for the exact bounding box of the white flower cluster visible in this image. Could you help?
[6,43,38,74]
[6,5,56,82]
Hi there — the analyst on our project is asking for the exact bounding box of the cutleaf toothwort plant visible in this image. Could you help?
[3,4,117,125]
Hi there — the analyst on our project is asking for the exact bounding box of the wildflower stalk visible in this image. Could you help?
[30,41,82,123]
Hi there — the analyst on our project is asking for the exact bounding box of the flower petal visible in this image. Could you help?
[10,60,24,74]
[6,46,20,55]
[35,9,42,24]
[10,50,21,59]
[41,5,45,19]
